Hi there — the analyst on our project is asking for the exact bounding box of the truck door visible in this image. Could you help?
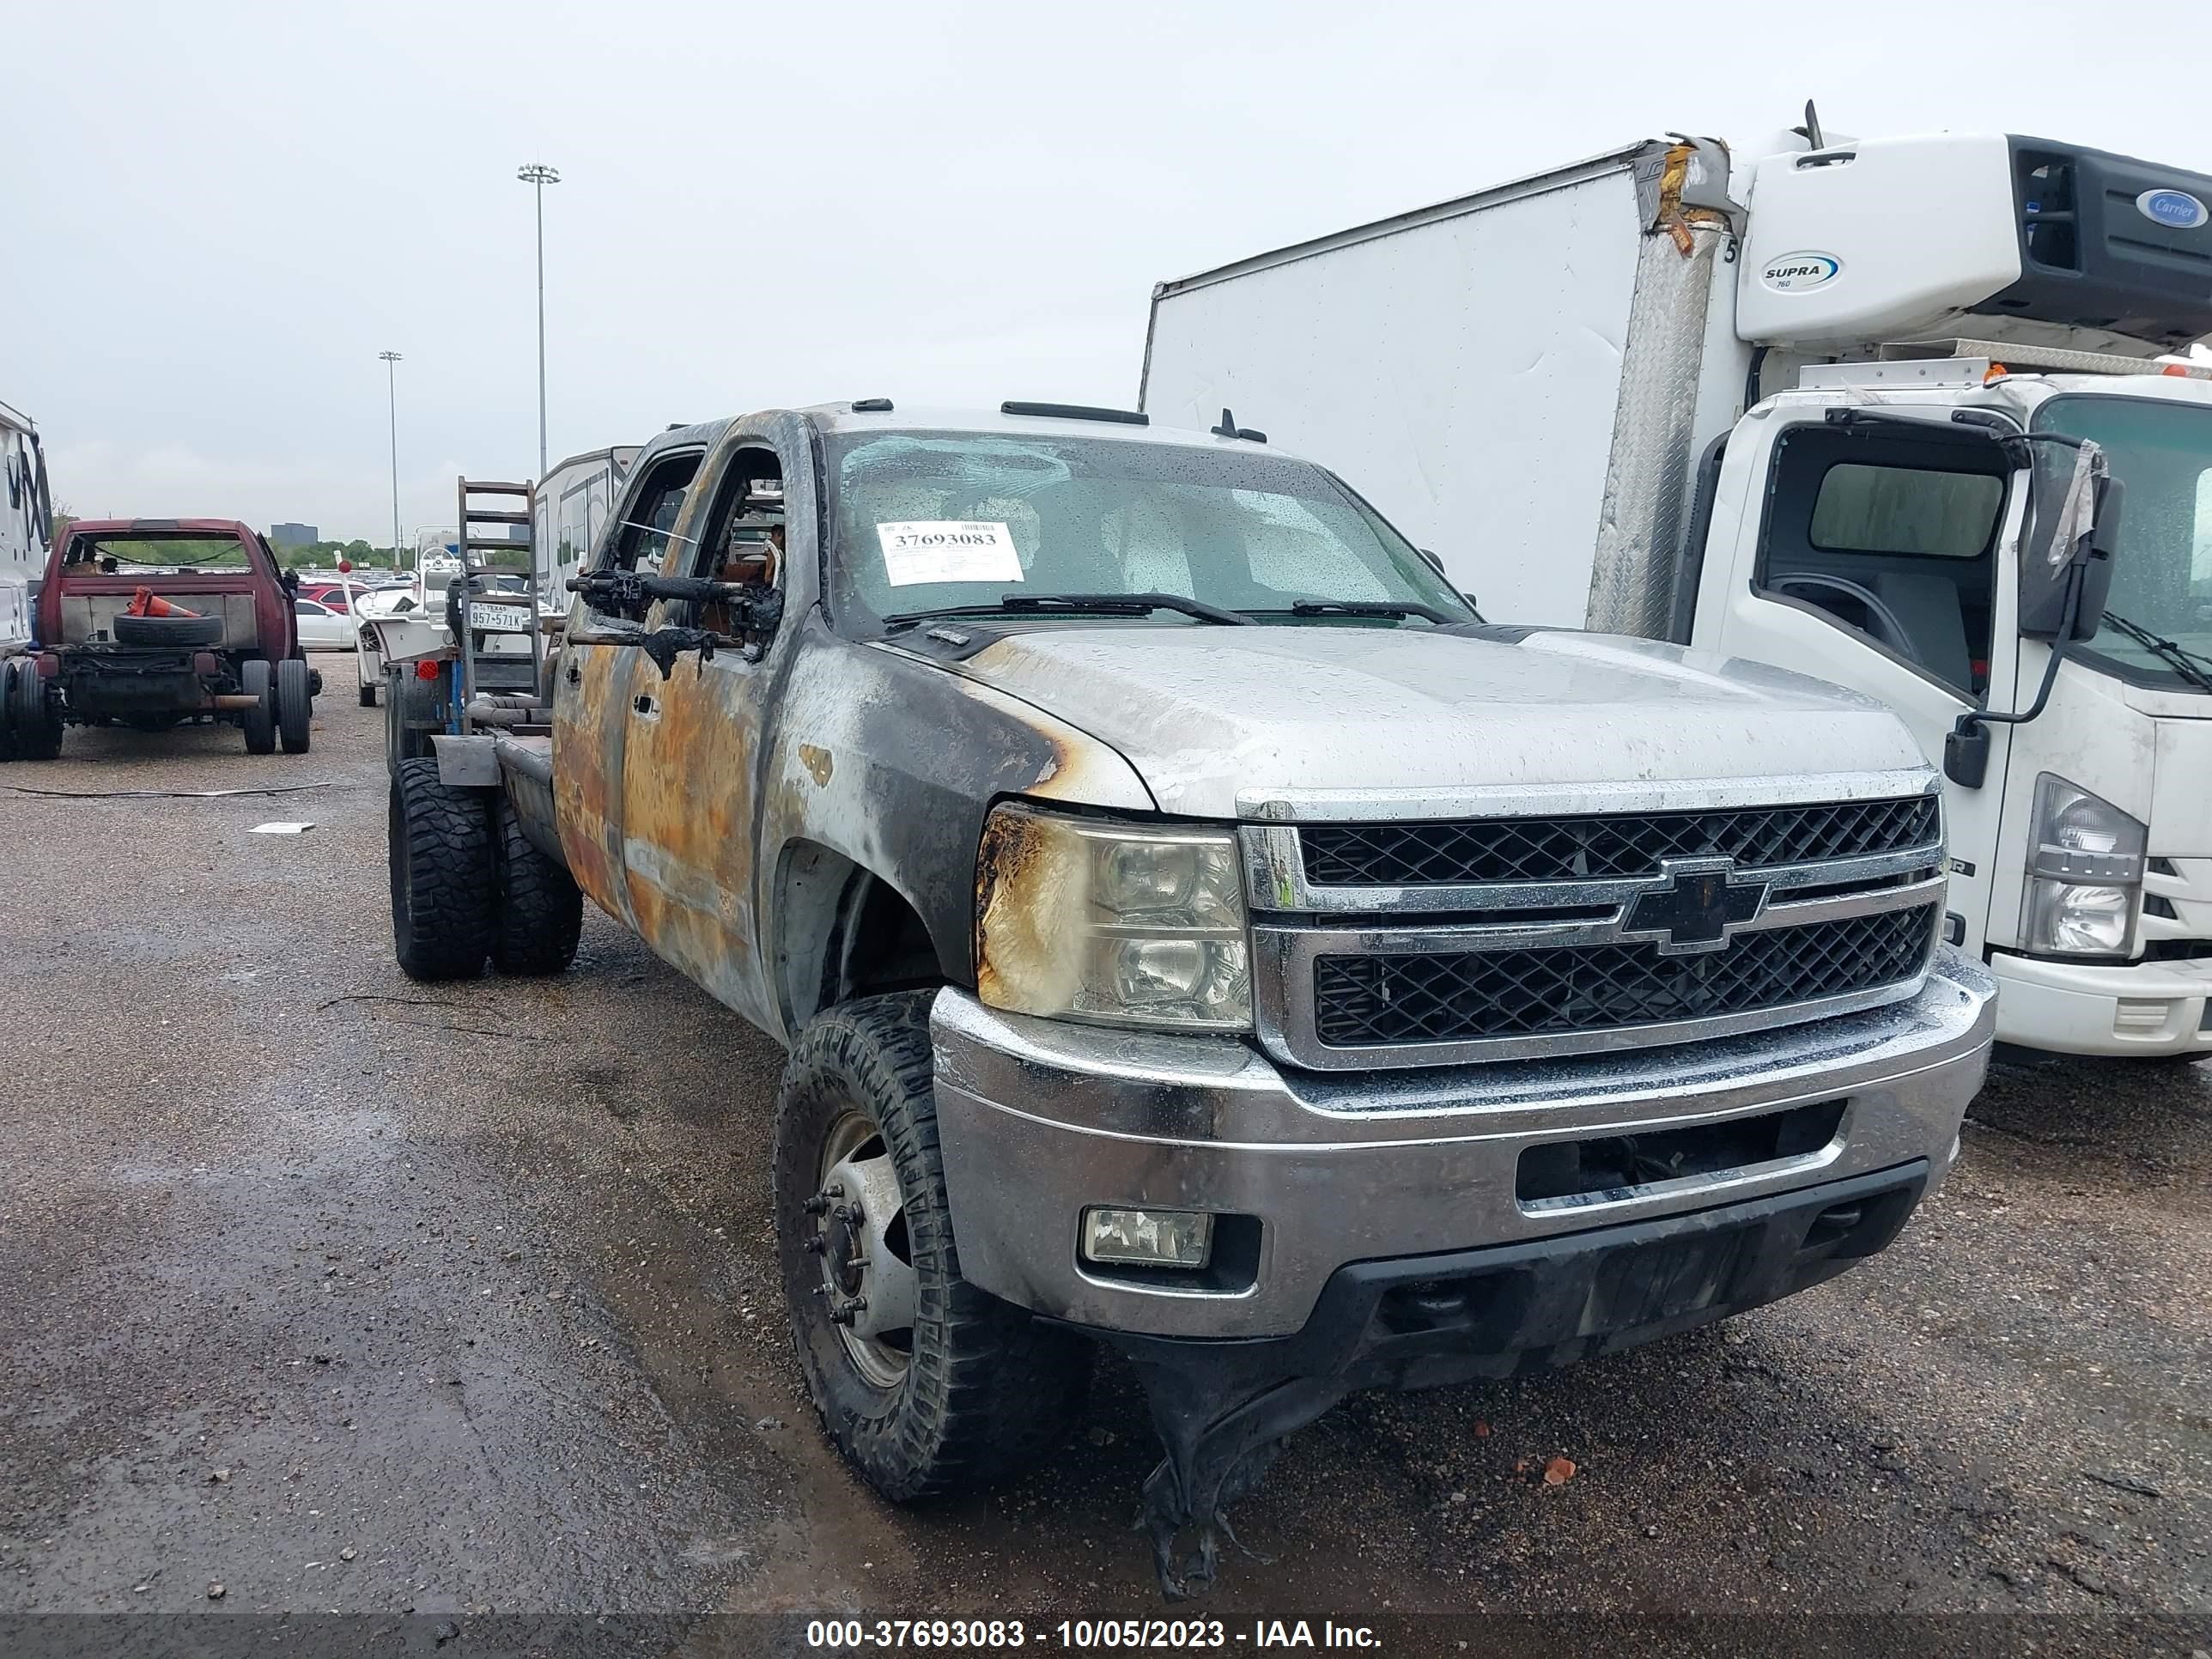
[1695,416,2025,951]
[616,436,789,1024]
[551,445,704,924]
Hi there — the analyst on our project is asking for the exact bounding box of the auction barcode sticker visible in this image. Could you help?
[876,521,1024,587]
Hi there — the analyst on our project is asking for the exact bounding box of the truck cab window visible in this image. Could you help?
[690,447,785,635]
[1757,427,2007,696]
[609,453,702,575]
[2037,395,2212,687]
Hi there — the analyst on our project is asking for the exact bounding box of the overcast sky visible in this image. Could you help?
[9,0,2212,544]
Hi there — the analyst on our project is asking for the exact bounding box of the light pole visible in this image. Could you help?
[517,162,561,480]
[377,352,402,574]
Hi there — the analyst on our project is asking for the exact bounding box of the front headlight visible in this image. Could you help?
[975,804,1251,1031]
[2020,775,2146,957]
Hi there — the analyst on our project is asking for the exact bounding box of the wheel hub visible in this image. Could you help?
[811,1114,918,1389]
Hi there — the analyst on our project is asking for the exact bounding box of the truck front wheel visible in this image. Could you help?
[388,757,492,980]
[773,991,1089,1499]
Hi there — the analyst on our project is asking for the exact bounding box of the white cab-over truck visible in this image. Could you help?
[0,400,52,647]
[1144,125,2212,1059]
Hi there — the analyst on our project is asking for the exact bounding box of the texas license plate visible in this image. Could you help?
[468,601,526,633]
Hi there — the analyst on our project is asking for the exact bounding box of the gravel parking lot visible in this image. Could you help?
[0,680,2206,1652]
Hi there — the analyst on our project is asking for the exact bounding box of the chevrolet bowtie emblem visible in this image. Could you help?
[1622,859,1767,954]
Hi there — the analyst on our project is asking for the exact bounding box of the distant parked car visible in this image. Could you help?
[293,597,356,651]
[295,581,353,612]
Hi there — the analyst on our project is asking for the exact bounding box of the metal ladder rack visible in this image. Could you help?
[453,477,542,733]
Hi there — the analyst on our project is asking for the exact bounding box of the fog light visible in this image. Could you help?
[1081,1206,1213,1270]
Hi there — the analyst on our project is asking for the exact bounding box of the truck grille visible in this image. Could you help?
[1299,795,1939,887]
[1312,904,1938,1048]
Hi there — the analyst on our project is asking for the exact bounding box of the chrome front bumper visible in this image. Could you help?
[931,947,1996,1340]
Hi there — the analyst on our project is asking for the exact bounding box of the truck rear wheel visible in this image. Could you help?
[773,991,1089,1499]
[388,756,492,980]
[241,659,276,755]
[276,658,313,754]
[490,795,582,975]
[4,660,61,761]
[385,670,441,771]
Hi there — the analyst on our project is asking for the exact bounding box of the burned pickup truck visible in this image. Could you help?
[388,401,1996,1595]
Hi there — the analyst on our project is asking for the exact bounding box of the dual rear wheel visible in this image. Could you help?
[242,658,313,755]
[387,757,582,981]
[0,659,62,762]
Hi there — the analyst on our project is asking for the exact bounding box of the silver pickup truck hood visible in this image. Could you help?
[943,625,1930,817]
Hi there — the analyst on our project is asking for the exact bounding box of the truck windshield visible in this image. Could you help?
[821,429,1471,633]
[2037,395,2212,689]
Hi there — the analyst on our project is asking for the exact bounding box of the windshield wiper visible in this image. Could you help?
[881,592,1251,631]
[1245,599,1462,625]
[2100,611,2212,693]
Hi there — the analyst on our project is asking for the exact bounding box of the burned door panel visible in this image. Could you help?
[614,432,788,1026]
[551,639,635,925]
[620,646,772,1019]
[555,437,717,924]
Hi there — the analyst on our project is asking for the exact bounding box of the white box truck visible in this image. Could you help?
[0,400,52,647]
[1142,122,2212,1060]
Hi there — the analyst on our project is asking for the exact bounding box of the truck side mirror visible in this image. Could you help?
[1418,547,1446,574]
[2070,477,2123,643]
[2017,441,2110,640]
[1949,443,2119,790]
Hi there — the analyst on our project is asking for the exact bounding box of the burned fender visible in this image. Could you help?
[756,615,1153,1035]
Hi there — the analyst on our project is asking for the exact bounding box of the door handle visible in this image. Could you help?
[634,693,656,716]
[566,661,580,685]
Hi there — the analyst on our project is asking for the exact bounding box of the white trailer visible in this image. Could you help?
[532,443,639,611]
[0,400,52,647]
[1144,125,2212,1060]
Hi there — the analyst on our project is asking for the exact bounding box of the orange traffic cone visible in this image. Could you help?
[126,587,202,619]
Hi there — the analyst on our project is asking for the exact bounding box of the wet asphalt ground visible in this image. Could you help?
[0,674,2206,1655]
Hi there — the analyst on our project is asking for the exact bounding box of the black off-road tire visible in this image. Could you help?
[241,659,276,755]
[276,657,313,754]
[490,794,582,975]
[774,991,1090,1499]
[112,611,225,648]
[388,756,493,980]
[384,670,441,771]
[8,659,62,761]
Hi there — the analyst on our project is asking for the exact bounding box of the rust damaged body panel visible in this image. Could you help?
[551,637,634,927]
[551,419,732,933]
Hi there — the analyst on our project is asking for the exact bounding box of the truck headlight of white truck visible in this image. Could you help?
[975,803,1252,1031]
[2021,774,2147,957]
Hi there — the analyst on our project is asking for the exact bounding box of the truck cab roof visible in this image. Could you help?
[797,401,1286,457]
